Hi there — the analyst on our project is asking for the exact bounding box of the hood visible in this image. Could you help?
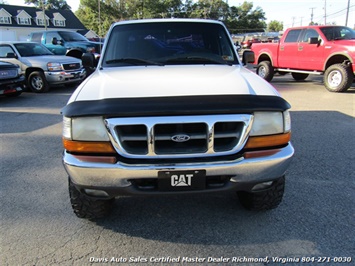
[24,55,81,66]
[71,65,279,102]
[65,41,103,53]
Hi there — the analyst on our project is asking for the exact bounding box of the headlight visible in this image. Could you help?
[62,116,109,141]
[250,112,284,136]
[47,62,63,71]
[245,111,291,149]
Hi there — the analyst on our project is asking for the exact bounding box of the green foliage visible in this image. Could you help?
[24,0,71,10]
[21,0,267,37]
[268,20,283,32]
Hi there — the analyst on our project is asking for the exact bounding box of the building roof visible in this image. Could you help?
[0,4,87,30]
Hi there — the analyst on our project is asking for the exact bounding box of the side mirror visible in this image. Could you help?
[308,37,320,44]
[6,52,17,59]
[52,37,58,45]
[52,37,63,45]
[82,52,97,68]
[242,50,255,65]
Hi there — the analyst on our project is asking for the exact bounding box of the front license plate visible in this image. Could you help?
[158,170,206,191]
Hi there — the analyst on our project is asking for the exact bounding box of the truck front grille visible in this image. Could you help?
[62,63,81,71]
[106,115,252,158]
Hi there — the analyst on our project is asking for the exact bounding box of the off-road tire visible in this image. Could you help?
[27,71,49,93]
[68,178,114,219]
[256,61,274,82]
[237,176,285,211]
[291,72,309,81]
[324,63,353,92]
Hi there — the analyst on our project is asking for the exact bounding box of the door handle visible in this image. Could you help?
[298,46,303,51]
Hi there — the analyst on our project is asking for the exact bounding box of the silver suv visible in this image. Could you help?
[0,42,85,92]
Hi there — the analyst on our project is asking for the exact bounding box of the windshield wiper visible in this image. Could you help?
[105,58,163,66]
[165,56,233,66]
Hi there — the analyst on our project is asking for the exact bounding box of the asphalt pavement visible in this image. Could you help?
[1,75,354,265]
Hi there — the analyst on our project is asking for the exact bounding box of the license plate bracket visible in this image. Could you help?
[158,170,206,191]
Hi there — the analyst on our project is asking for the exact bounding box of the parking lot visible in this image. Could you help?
[1,75,354,265]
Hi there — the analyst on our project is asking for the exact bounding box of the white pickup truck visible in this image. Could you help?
[61,19,294,219]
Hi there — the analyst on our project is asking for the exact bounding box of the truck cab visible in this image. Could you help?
[29,30,102,60]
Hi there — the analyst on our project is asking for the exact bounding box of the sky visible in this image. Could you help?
[4,0,355,28]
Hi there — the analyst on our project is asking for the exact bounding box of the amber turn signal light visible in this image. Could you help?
[63,138,116,153]
[244,132,291,149]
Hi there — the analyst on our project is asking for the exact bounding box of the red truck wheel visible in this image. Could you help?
[256,61,274,82]
[324,64,353,92]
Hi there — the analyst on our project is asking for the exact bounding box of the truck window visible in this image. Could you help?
[284,29,302,43]
[0,45,15,58]
[302,29,319,42]
[45,32,62,44]
[320,26,355,41]
[102,22,238,67]
[31,33,42,42]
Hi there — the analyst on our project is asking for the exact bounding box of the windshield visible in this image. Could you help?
[102,21,239,67]
[14,43,53,57]
[59,31,89,42]
[320,26,355,41]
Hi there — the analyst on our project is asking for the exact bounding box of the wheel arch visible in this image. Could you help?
[66,49,83,59]
[25,67,44,78]
[324,53,353,70]
[257,52,273,65]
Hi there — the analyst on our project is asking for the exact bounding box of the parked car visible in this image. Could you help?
[0,42,86,92]
[0,60,24,97]
[251,25,355,92]
[241,35,261,49]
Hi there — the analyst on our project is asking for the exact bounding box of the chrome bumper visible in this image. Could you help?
[45,68,86,84]
[63,143,294,194]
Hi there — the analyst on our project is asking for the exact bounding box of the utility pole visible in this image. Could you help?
[98,0,101,37]
[41,0,47,31]
[292,16,296,27]
[310,7,316,24]
[345,0,350,26]
[324,0,327,25]
[300,17,304,26]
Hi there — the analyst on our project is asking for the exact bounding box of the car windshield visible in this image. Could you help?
[59,31,89,42]
[320,26,355,41]
[14,43,53,57]
[102,21,239,67]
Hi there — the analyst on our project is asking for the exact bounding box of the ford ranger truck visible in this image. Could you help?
[251,25,355,92]
[61,19,294,219]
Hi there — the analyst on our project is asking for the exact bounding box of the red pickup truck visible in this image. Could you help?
[251,25,355,92]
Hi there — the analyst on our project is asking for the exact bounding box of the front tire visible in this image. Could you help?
[27,71,49,93]
[324,63,353,92]
[256,61,274,82]
[237,176,285,211]
[69,178,114,219]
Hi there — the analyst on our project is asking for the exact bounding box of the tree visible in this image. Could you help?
[25,0,71,10]
[225,1,267,33]
[74,0,268,37]
[268,20,283,32]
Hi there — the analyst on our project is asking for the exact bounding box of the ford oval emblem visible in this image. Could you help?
[171,134,191,143]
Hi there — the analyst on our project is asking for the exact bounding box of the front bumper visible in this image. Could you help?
[0,76,25,95]
[45,68,86,85]
[63,143,294,197]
